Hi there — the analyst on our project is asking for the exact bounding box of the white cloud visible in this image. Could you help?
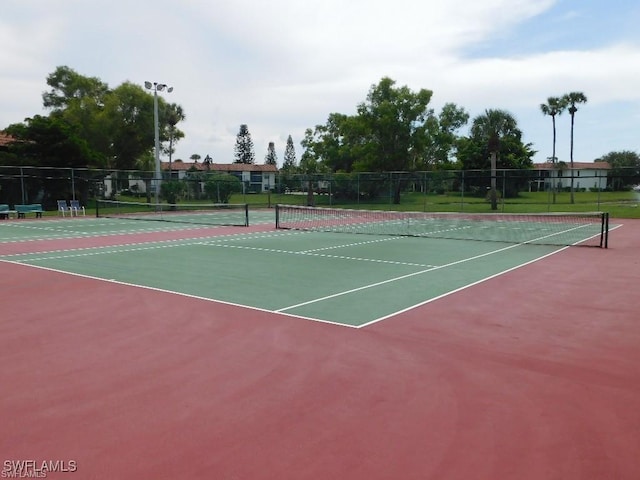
[1,0,638,165]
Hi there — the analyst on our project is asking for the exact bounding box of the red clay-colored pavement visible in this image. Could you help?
[0,220,638,479]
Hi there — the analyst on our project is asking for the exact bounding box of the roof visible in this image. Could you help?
[0,132,15,148]
[161,161,278,172]
[534,161,610,170]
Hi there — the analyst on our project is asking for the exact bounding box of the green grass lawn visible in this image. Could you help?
[73,190,639,220]
[228,190,640,219]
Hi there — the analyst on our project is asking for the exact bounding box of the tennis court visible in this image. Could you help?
[0,206,608,327]
[1,205,638,479]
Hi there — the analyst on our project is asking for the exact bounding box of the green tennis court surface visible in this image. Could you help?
[2,220,570,327]
[0,211,275,243]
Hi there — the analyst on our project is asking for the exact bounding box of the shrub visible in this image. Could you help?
[160,180,186,204]
[204,174,242,203]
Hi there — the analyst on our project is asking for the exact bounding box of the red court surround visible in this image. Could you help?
[1,220,638,479]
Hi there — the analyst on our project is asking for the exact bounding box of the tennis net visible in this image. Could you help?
[275,204,609,248]
[96,200,249,227]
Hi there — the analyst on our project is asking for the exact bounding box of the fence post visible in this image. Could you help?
[502,170,506,213]
[71,168,76,201]
[596,171,601,210]
[460,170,465,212]
[20,167,26,204]
[423,171,427,212]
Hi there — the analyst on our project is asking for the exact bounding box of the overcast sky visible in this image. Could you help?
[2,0,639,166]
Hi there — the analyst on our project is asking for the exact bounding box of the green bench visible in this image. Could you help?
[0,204,17,219]
[15,204,44,218]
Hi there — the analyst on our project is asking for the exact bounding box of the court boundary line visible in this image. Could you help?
[0,215,275,243]
[0,220,220,243]
[0,236,562,327]
[357,222,622,327]
[4,231,438,268]
[0,230,306,261]
[0,259,360,329]
[274,223,623,318]
[199,241,438,268]
[275,240,534,313]
[359,245,569,327]
[2,223,623,329]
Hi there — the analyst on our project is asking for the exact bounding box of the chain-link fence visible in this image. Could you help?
[1,165,638,213]
[272,169,639,211]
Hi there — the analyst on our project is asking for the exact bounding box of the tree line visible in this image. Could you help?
[1,66,185,173]
[1,67,638,206]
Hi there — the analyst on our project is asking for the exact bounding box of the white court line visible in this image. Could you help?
[1,230,298,261]
[359,247,566,328]
[275,241,525,313]
[4,222,622,329]
[275,222,617,315]
[361,224,625,327]
[0,259,359,329]
[201,242,436,268]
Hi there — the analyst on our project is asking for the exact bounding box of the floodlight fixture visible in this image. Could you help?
[144,80,174,204]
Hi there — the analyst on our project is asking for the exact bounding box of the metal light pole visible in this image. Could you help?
[144,81,173,204]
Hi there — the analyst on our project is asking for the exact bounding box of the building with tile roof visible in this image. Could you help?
[0,132,15,149]
[163,160,278,192]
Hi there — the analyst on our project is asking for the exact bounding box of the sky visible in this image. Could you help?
[1,0,639,167]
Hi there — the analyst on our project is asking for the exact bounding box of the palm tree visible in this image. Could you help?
[562,92,588,203]
[471,109,519,210]
[540,96,567,203]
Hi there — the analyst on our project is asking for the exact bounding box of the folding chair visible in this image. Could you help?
[70,200,85,216]
[57,200,71,217]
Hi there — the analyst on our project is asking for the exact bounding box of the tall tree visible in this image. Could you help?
[282,135,297,172]
[36,66,186,171]
[540,96,567,203]
[264,141,278,166]
[43,66,111,163]
[421,102,469,169]
[42,65,109,111]
[303,113,361,173]
[298,136,330,206]
[595,150,640,190]
[562,91,588,203]
[469,109,521,210]
[4,115,97,167]
[163,103,186,175]
[234,124,255,164]
[102,81,168,170]
[4,114,100,205]
[303,77,434,203]
[355,78,433,175]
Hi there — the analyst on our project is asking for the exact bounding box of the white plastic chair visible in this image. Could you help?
[57,200,71,217]
[70,200,85,216]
